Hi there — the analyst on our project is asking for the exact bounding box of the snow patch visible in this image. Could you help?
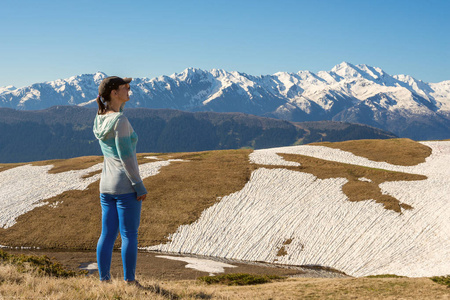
[155,255,236,275]
[145,156,160,160]
[358,177,372,182]
[79,262,98,271]
[48,201,63,208]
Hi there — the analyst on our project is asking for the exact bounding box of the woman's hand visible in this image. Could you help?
[137,194,147,201]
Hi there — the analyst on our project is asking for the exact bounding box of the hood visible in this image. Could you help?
[93,112,123,140]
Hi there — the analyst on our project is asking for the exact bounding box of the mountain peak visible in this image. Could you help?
[331,62,361,78]
[93,71,107,78]
[172,67,206,81]
[332,61,356,70]
[0,85,17,91]
[274,71,293,76]
[91,72,107,84]
[210,68,230,78]
[329,62,393,83]
[394,74,421,83]
[183,67,203,73]
[0,85,18,96]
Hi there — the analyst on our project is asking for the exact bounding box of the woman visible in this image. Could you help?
[93,76,147,284]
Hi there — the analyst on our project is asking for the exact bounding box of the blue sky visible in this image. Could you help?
[1,0,449,87]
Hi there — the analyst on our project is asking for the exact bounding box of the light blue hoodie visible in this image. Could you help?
[93,111,147,197]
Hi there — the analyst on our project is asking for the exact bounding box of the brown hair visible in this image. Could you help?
[96,95,106,115]
[96,93,113,115]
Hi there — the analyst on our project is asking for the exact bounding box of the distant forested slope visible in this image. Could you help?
[0,106,396,163]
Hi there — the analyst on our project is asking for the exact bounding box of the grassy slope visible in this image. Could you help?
[312,138,432,166]
[0,150,257,249]
[0,139,432,249]
[0,263,449,299]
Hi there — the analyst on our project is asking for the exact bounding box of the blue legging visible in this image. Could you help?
[96,192,142,281]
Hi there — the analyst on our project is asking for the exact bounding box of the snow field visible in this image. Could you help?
[147,142,450,277]
[0,159,183,229]
[0,163,102,229]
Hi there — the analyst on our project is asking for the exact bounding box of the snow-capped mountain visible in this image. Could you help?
[1,63,449,139]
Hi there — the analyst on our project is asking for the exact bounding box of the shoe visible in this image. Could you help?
[100,279,111,283]
[126,280,143,288]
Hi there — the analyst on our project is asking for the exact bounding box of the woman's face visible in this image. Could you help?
[114,83,130,103]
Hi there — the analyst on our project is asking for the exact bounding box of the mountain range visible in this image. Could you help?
[1,62,449,140]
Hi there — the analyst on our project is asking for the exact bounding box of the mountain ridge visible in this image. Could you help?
[1,63,449,140]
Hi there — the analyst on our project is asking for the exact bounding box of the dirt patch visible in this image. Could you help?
[312,138,432,166]
[276,239,293,257]
[279,153,426,213]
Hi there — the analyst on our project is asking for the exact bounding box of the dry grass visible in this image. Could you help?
[0,162,27,173]
[312,138,432,166]
[0,149,256,249]
[0,263,181,300]
[1,263,449,299]
[279,154,426,213]
[30,156,104,174]
[0,155,103,174]
[198,277,450,299]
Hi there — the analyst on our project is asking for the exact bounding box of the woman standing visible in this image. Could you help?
[93,76,147,284]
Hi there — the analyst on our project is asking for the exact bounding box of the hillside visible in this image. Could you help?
[0,139,448,278]
[0,106,396,163]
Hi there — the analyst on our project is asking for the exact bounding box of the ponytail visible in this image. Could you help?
[96,95,107,115]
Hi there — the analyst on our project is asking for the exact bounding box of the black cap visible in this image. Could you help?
[98,76,132,97]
